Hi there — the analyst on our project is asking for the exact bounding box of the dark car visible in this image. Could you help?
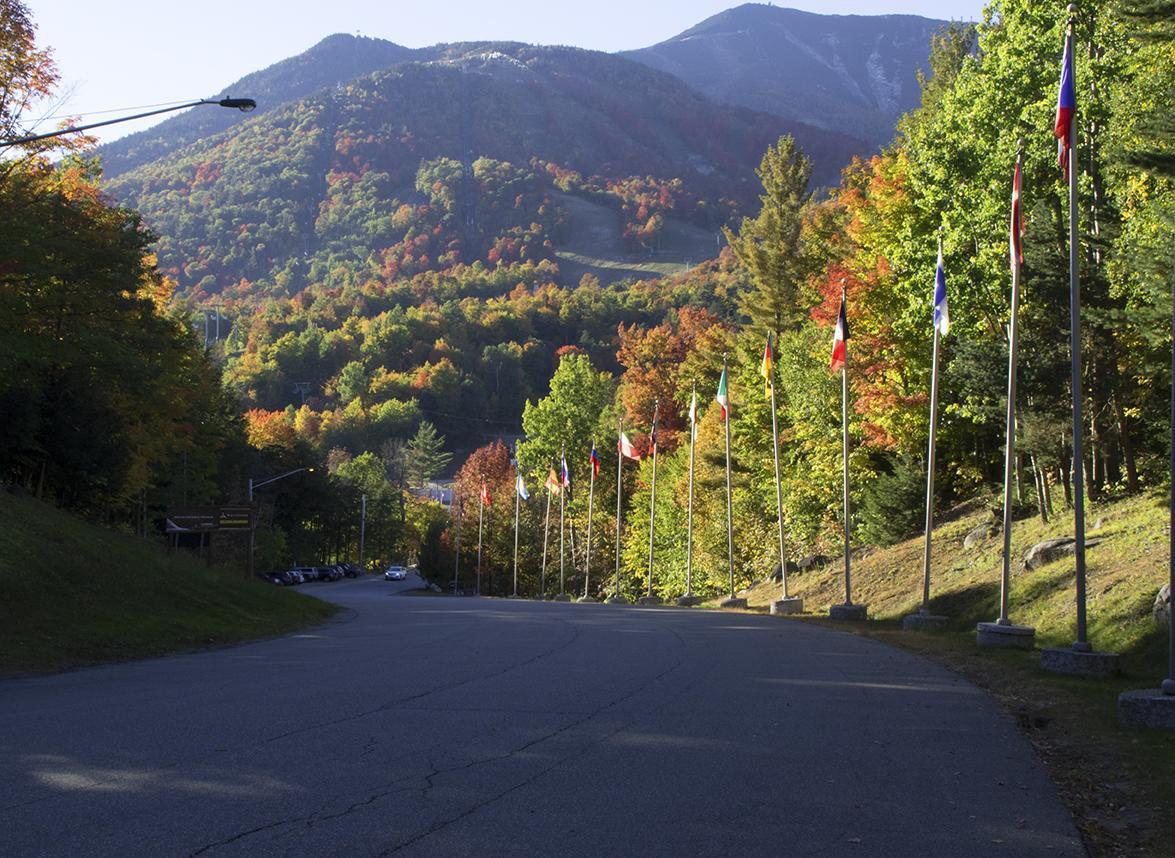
[257,570,295,586]
[340,563,361,578]
[317,565,343,582]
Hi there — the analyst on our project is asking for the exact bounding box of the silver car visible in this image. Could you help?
[384,566,408,581]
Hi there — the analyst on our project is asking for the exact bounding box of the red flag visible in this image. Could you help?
[829,291,849,373]
[544,468,561,494]
[480,480,491,507]
[1054,31,1076,181]
[1010,160,1023,274]
[618,432,642,461]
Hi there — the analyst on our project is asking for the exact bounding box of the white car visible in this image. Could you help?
[384,566,408,581]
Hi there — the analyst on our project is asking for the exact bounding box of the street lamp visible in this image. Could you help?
[248,466,313,578]
[1,97,257,148]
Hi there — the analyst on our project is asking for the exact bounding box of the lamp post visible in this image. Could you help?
[248,466,313,578]
[1,97,257,148]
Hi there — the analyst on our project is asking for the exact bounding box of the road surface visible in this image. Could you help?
[0,577,1083,856]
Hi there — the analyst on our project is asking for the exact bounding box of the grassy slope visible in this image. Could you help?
[0,491,338,675]
[727,492,1174,856]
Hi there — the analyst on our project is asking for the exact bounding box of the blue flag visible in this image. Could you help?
[933,245,949,336]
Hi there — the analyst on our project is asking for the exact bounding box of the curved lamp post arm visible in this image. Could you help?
[1,97,256,148]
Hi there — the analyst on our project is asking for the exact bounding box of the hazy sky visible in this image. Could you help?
[25,1,986,143]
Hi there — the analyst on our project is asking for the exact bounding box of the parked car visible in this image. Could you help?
[384,566,408,581]
[317,565,343,582]
[285,568,305,584]
[257,570,295,586]
[291,566,318,582]
[340,563,361,578]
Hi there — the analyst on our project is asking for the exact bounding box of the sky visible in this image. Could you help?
[24,1,986,144]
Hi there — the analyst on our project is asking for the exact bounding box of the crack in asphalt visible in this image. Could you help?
[374,616,693,856]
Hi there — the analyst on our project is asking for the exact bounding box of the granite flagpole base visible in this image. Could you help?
[770,597,803,615]
[719,597,748,609]
[676,594,703,607]
[829,603,868,620]
[1040,642,1120,677]
[637,595,663,606]
[902,609,949,631]
[553,593,572,602]
[576,596,598,603]
[976,620,1035,649]
[605,594,627,604]
[1118,681,1175,730]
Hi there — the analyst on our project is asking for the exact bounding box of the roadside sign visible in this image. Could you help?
[217,506,253,530]
[166,506,254,532]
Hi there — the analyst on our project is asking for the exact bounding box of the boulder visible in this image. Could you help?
[1155,584,1171,631]
[769,560,799,583]
[797,554,829,571]
[1023,537,1101,570]
[963,524,990,550]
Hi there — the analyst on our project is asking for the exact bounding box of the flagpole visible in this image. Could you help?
[558,446,567,599]
[476,476,485,597]
[610,418,626,603]
[581,440,597,602]
[1063,14,1090,653]
[678,385,700,607]
[768,338,801,615]
[451,492,462,595]
[640,400,662,605]
[908,234,949,631]
[978,143,1035,648]
[513,471,521,598]
[723,357,736,602]
[540,470,552,600]
[842,334,852,607]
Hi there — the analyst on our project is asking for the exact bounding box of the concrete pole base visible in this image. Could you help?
[605,595,628,604]
[637,595,663,606]
[552,593,572,602]
[576,596,598,603]
[507,594,521,599]
[770,597,804,615]
[1118,688,1175,729]
[829,603,868,621]
[719,597,748,609]
[975,621,1035,649]
[901,611,949,631]
[1040,646,1120,677]
[676,595,704,607]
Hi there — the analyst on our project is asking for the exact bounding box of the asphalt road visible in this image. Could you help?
[0,577,1083,857]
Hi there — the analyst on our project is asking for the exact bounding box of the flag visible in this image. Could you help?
[619,432,642,461]
[1010,160,1023,273]
[545,467,561,494]
[561,454,571,489]
[649,408,659,452]
[1055,32,1076,181]
[589,443,600,477]
[515,473,529,500]
[480,480,491,507]
[830,292,849,373]
[688,386,697,428]
[760,334,774,397]
[716,365,729,421]
[933,246,949,336]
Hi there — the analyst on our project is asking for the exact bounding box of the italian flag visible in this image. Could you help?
[716,365,729,422]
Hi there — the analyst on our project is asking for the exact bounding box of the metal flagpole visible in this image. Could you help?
[921,238,944,613]
[999,147,1025,626]
[451,492,461,594]
[583,440,596,601]
[1064,15,1090,651]
[513,473,521,598]
[559,447,566,598]
[1167,230,1175,694]
[614,418,624,602]
[540,471,552,600]
[842,334,852,607]
[724,358,735,601]
[769,338,787,599]
[644,400,660,603]
[686,386,697,600]
[476,478,485,597]
[359,493,367,574]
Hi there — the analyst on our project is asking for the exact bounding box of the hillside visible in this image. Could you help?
[0,490,337,675]
[624,3,952,148]
[96,34,420,179]
[105,42,861,299]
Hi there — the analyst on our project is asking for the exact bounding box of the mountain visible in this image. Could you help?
[623,3,953,148]
[105,42,864,298]
[96,34,420,178]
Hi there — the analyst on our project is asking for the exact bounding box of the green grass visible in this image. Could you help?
[0,490,338,675]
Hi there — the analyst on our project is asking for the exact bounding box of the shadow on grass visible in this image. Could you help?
[926,581,1000,629]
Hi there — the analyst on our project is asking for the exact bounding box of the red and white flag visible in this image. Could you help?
[1010,160,1023,275]
[480,480,491,507]
[829,291,849,373]
[618,432,642,461]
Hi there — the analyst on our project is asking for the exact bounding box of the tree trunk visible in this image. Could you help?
[1059,433,1073,509]
[1113,395,1139,493]
[1031,454,1048,523]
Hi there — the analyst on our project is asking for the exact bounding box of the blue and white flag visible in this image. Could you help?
[515,472,529,501]
[933,246,949,336]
